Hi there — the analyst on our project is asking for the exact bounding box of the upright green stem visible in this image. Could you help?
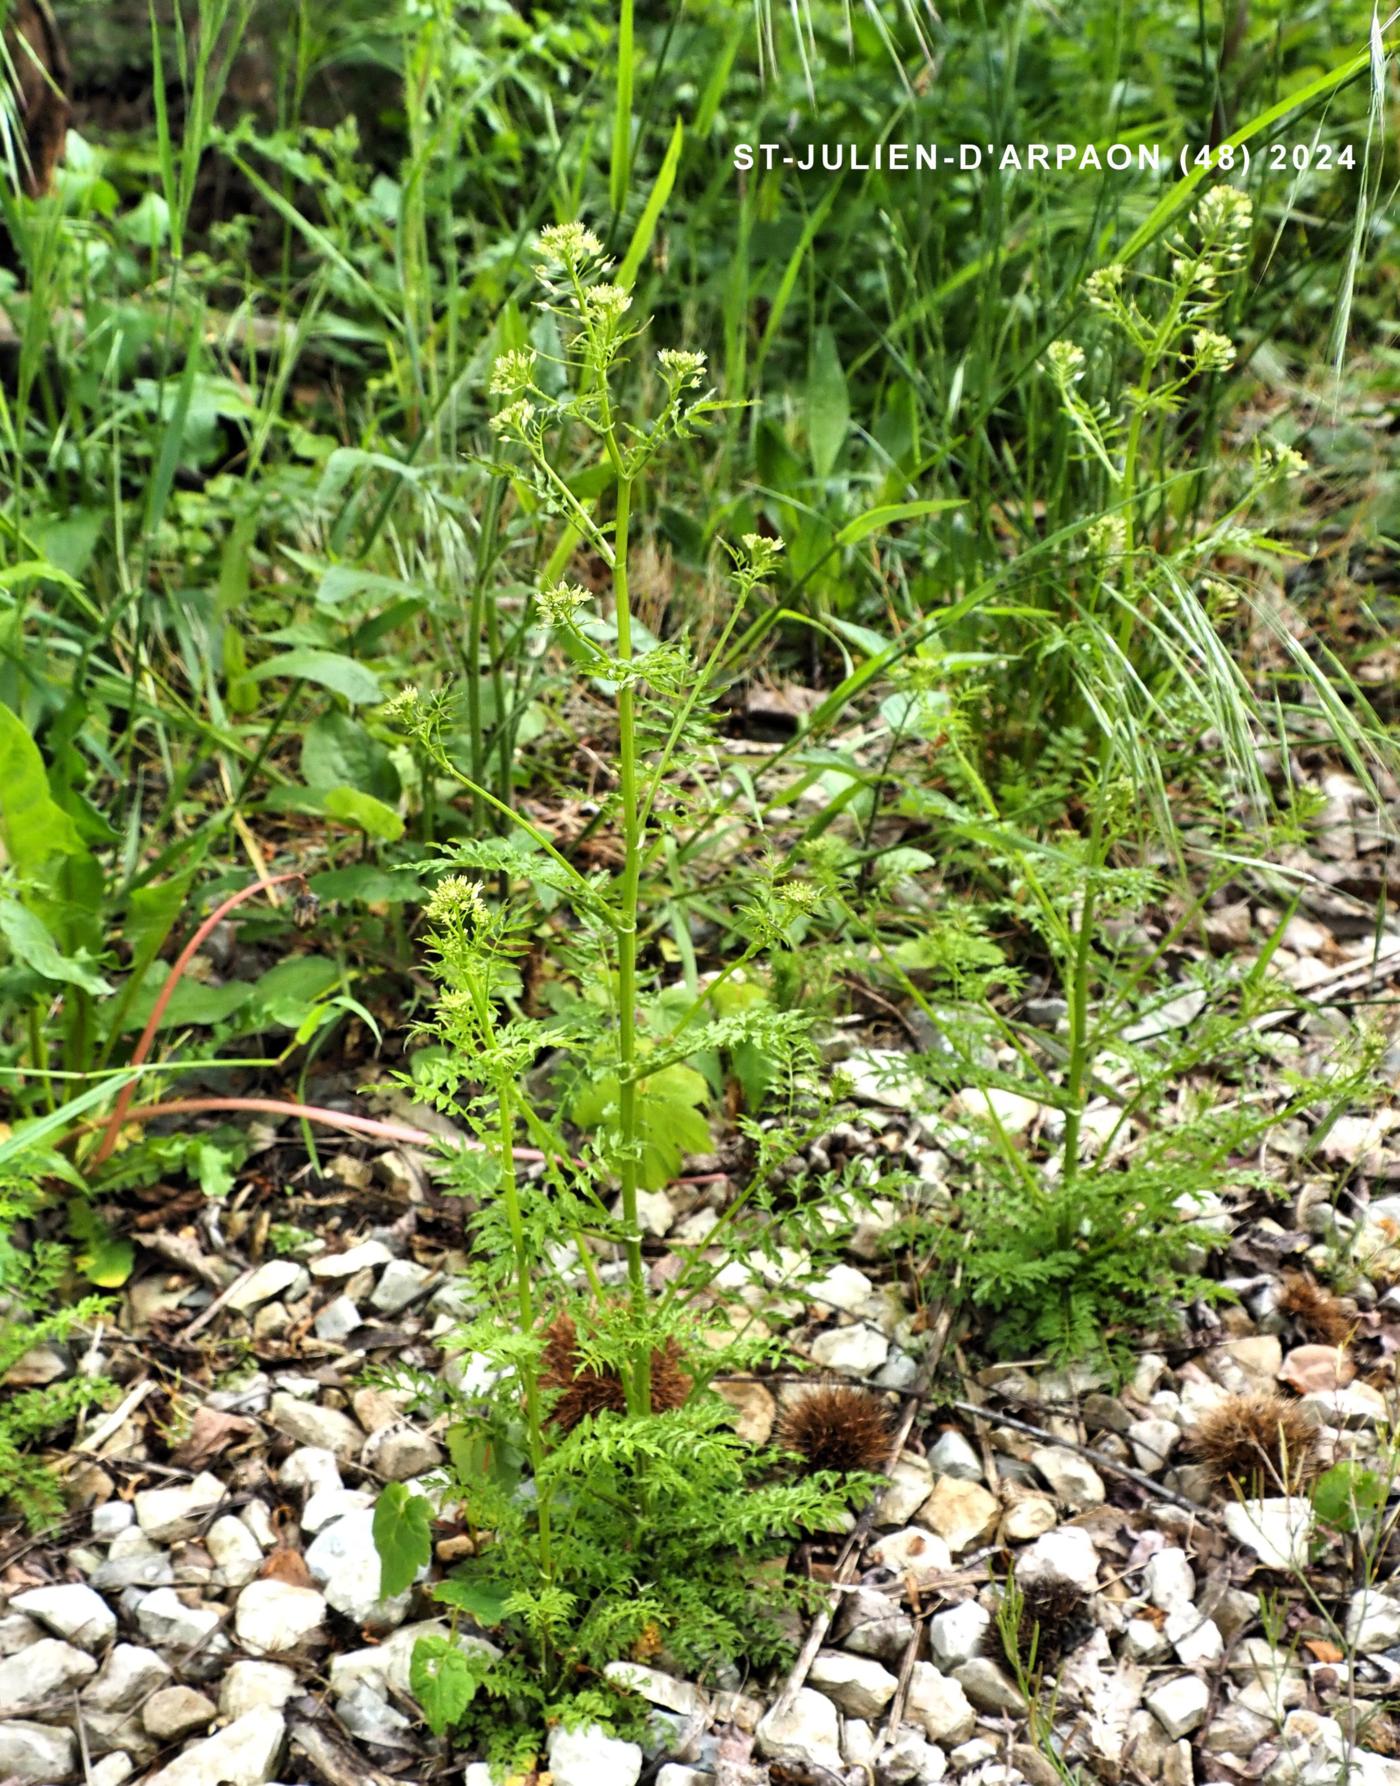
[611,476,651,1417]
[496,1077,552,1581]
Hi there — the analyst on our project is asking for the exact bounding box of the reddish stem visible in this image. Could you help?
[92,871,308,1167]
[101,1096,545,1160]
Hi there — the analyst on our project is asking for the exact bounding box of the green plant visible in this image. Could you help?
[0,1166,110,1528]
[366,224,876,1769]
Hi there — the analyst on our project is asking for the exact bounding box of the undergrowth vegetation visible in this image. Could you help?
[0,0,1396,1761]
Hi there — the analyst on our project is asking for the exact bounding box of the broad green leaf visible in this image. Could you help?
[0,899,112,994]
[242,955,341,1030]
[0,703,86,874]
[196,1143,238,1201]
[323,785,404,841]
[309,865,421,904]
[432,1577,510,1626]
[300,710,399,802]
[572,1062,712,1190]
[120,969,253,1032]
[834,498,963,548]
[807,326,849,479]
[1312,1460,1386,1532]
[373,1481,433,1598]
[408,1634,478,1735]
[68,1199,134,1287]
[248,649,381,706]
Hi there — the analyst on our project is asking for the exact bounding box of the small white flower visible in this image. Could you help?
[1044,339,1086,386]
[582,282,633,323]
[1262,440,1308,479]
[426,876,489,928]
[537,580,592,627]
[536,222,604,269]
[1084,264,1125,310]
[1194,185,1253,243]
[488,398,535,438]
[738,532,785,578]
[657,347,707,388]
[488,348,536,397]
[1191,329,1236,373]
[1085,515,1126,555]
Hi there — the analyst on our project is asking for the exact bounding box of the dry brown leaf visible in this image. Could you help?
[260,1547,314,1588]
[171,1406,258,1469]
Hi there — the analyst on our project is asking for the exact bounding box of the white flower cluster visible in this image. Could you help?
[537,580,593,627]
[1044,339,1086,387]
[489,348,536,397]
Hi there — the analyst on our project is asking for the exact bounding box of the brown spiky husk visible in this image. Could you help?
[993,1578,1093,1672]
[1185,1391,1317,1494]
[1277,1271,1352,1347]
[775,1384,891,1474]
[539,1312,691,1433]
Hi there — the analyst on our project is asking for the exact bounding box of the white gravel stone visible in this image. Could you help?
[879,1453,935,1527]
[279,1449,342,1498]
[1347,1589,1400,1652]
[370,1258,434,1314]
[546,1721,643,1786]
[235,1579,327,1654]
[756,1688,844,1774]
[0,1720,77,1782]
[11,1582,116,1648]
[135,1470,225,1541]
[1000,1495,1058,1542]
[1127,1418,1180,1473]
[1125,1617,1170,1662]
[269,1395,363,1459]
[143,1685,217,1739]
[1166,1609,1223,1667]
[953,1657,1025,1715]
[919,1476,999,1554]
[0,1615,40,1657]
[227,1260,307,1311]
[883,1726,949,1781]
[306,1508,417,1627]
[1014,1526,1100,1593]
[929,1600,992,1670]
[1030,1446,1106,1509]
[134,1588,227,1653]
[89,1755,134,1786]
[906,1663,976,1745]
[950,1087,1042,1134]
[654,1769,713,1786]
[302,1487,374,1533]
[219,1661,298,1720]
[1145,1674,1211,1740]
[86,1644,172,1711]
[1143,1548,1195,1612]
[808,1262,877,1316]
[92,1502,134,1539]
[313,1297,361,1342]
[143,1706,285,1786]
[870,1525,953,1581]
[1223,1497,1312,1571]
[927,1431,983,1481]
[207,1515,264,1588]
[603,1662,708,1721]
[310,1240,392,1278]
[0,1638,96,1715]
[361,1424,442,1481]
[809,1321,889,1376]
[808,1651,898,1718]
